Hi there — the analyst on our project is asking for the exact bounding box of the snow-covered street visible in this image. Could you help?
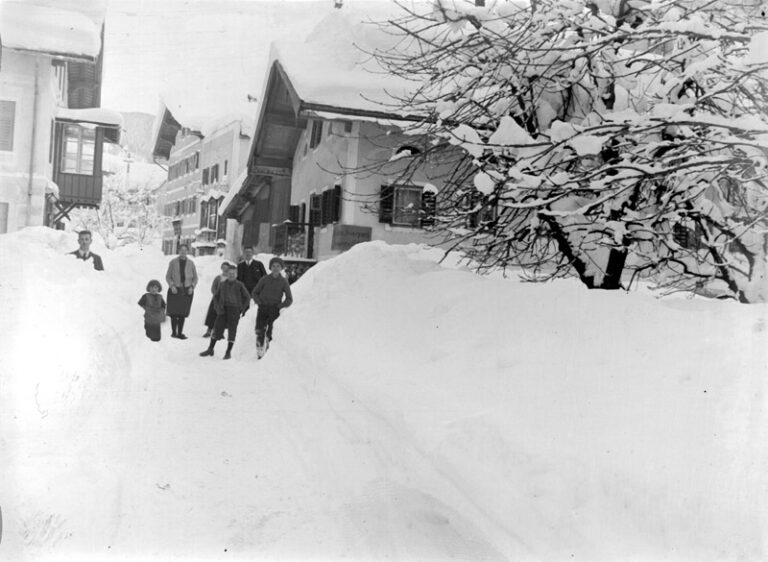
[1,228,766,561]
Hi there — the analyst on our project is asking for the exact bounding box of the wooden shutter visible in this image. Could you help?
[321,190,332,225]
[421,190,436,228]
[379,184,394,223]
[332,185,342,223]
[309,194,321,226]
[216,197,226,240]
[202,168,209,185]
[200,200,208,228]
[289,204,300,224]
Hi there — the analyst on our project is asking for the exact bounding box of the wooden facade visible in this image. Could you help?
[52,121,105,208]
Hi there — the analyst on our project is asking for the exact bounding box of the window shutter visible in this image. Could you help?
[200,200,208,228]
[217,197,226,240]
[0,100,16,151]
[379,184,394,223]
[332,185,342,223]
[202,168,209,185]
[421,190,436,228]
[300,202,307,227]
[309,194,321,226]
[321,190,331,225]
[289,204,300,224]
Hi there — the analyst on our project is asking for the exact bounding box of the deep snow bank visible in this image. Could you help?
[0,230,766,561]
[280,241,768,561]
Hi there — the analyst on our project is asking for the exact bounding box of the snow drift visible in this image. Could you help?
[0,228,765,561]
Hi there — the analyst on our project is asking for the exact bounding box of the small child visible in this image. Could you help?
[203,261,232,337]
[138,280,166,342]
[199,264,251,360]
[251,256,293,359]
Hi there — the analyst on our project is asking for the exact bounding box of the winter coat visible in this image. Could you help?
[165,256,198,290]
[213,278,251,315]
[237,259,267,293]
[138,293,166,325]
[252,273,293,309]
[210,274,227,295]
[70,250,104,271]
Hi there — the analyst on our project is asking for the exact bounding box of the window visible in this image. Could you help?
[208,198,219,230]
[61,124,95,175]
[309,120,323,149]
[393,186,422,227]
[211,164,219,184]
[224,160,228,177]
[202,168,209,185]
[0,101,16,151]
[380,184,436,228]
[344,121,353,134]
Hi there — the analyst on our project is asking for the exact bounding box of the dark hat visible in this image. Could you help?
[269,256,285,269]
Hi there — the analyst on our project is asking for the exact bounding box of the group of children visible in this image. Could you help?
[137,254,293,360]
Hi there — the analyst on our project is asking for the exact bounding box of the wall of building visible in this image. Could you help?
[0,50,59,232]
[159,133,201,253]
[290,118,447,260]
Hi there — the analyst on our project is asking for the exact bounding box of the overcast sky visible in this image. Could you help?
[101,0,385,116]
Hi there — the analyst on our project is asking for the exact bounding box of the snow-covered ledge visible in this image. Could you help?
[56,107,125,128]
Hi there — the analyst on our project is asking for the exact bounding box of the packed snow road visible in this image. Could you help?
[1,228,766,561]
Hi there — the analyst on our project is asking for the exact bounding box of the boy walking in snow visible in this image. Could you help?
[251,256,293,358]
[138,280,166,342]
[199,265,251,360]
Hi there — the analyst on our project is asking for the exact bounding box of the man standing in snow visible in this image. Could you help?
[69,230,104,271]
[236,247,266,295]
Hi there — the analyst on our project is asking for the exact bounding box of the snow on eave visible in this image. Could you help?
[56,107,124,128]
[219,169,249,217]
[0,2,102,60]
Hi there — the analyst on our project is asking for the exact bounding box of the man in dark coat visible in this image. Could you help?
[70,230,104,271]
[236,246,266,294]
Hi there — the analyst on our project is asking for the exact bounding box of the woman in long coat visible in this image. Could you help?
[165,244,198,339]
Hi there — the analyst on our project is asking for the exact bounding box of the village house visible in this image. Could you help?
[220,9,449,277]
[0,0,122,233]
[152,104,251,256]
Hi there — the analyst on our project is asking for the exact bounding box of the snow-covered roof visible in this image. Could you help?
[218,169,248,217]
[56,107,124,128]
[272,6,417,116]
[200,113,256,139]
[0,2,102,60]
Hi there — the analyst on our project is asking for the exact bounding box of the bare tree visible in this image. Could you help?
[369,0,768,302]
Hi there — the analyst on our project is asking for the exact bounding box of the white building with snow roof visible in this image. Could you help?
[220,8,451,270]
[0,0,122,233]
[151,102,253,256]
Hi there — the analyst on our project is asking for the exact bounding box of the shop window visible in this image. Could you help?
[61,124,95,175]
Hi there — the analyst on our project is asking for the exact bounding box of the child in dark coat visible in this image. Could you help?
[138,280,166,342]
[252,256,293,358]
[199,266,251,360]
[203,261,232,337]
